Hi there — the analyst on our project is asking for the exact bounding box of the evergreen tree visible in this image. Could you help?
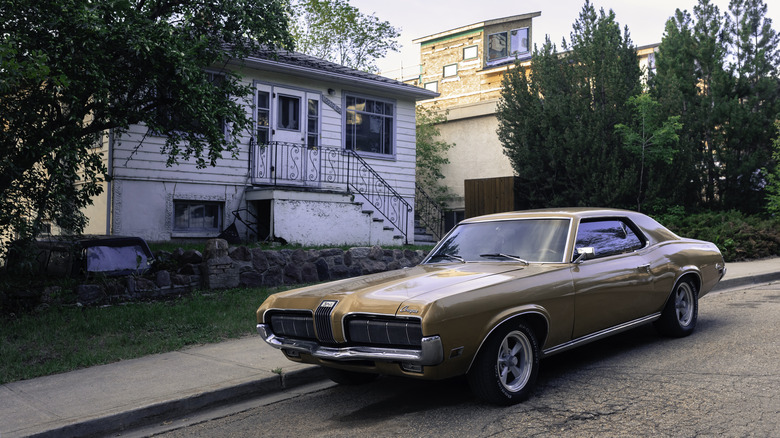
[652,0,779,214]
[651,2,730,210]
[720,0,780,212]
[498,1,641,209]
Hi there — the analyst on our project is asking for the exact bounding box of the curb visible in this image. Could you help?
[711,272,780,292]
[29,366,327,438]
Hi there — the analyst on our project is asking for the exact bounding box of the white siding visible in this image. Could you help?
[97,64,421,244]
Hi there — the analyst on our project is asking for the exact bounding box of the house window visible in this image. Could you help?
[487,28,529,65]
[345,94,394,156]
[424,81,438,92]
[443,63,458,78]
[257,91,270,145]
[173,201,223,232]
[277,94,301,131]
[307,98,319,148]
[463,45,478,60]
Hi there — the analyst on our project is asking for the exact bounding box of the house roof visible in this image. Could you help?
[239,49,438,100]
[413,12,542,45]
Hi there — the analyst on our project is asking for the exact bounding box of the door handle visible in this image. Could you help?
[637,264,651,273]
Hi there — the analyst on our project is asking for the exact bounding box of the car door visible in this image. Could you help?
[570,218,656,339]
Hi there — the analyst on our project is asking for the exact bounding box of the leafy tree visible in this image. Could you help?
[0,0,293,259]
[614,94,683,212]
[415,106,454,203]
[290,0,399,72]
[498,1,642,209]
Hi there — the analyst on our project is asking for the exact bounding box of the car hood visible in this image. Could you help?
[259,262,565,317]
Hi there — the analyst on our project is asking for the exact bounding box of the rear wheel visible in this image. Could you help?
[468,322,540,405]
[655,279,698,337]
[322,367,378,385]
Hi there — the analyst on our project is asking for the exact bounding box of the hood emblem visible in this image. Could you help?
[399,305,419,314]
[319,300,338,309]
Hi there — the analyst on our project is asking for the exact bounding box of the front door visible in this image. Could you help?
[253,84,321,186]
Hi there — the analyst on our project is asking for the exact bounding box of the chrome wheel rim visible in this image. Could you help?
[496,330,533,392]
[675,282,695,326]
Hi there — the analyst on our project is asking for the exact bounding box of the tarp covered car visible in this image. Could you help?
[16,236,154,277]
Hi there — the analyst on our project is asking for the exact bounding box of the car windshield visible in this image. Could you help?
[426,218,570,264]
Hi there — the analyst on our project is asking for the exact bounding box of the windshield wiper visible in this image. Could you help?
[479,253,529,265]
[428,253,466,263]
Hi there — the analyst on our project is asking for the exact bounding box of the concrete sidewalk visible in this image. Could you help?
[1,257,778,438]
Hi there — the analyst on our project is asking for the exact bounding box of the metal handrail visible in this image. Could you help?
[252,141,412,243]
[414,185,445,240]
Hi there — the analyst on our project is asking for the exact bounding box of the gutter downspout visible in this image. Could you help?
[106,129,114,235]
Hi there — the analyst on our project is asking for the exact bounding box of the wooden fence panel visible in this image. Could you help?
[464,176,518,218]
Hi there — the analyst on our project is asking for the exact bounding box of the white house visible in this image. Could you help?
[82,50,438,246]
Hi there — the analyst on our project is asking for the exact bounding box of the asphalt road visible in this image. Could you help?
[150,283,780,438]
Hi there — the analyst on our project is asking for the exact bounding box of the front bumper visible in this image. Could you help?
[256,324,444,366]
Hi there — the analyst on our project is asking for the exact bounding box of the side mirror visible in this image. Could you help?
[573,247,595,264]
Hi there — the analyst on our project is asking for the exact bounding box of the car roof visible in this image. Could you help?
[459,208,680,244]
[460,208,636,223]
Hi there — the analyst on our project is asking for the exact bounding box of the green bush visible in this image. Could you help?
[653,209,780,262]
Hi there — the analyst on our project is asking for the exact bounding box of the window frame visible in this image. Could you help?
[256,89,271,145]
[442,63,458,78]
[343,93,396,158]
[463,45,478,60]
[424,81,438,92]
[172,200,224,234]
[486,27,530,66]
[573,218,647,260]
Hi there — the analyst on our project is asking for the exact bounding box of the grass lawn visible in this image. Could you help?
[0,287,277,385]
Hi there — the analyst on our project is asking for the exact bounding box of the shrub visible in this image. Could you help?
[653,209,780,262]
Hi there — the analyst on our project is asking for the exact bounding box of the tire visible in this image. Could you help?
[467,322,540,405]
[322,367,378,385]
[655,278,698,337]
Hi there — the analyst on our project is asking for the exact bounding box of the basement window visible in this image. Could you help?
[173,201,223,233]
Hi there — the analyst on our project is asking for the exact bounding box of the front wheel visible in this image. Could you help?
[655,279,698,337]
[467,322,540,405]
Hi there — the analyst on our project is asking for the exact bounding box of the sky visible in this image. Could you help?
[348,0,780,80]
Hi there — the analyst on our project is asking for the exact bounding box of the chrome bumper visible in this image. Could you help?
[256,324,444,366]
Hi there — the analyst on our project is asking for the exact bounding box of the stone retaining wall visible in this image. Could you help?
[74,240,428,305]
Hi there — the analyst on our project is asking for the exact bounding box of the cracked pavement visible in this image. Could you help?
[157,283,780,437]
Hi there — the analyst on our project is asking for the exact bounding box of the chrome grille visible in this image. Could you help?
[314,300,337,343]
[346,317,423,347]
[269,312,315,340]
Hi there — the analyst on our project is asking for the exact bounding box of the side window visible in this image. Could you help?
[575,219,644,259]
[307,98,319,148]
[257,90,270,144]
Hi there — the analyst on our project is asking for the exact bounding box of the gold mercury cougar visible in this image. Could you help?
[256,208,726,405]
